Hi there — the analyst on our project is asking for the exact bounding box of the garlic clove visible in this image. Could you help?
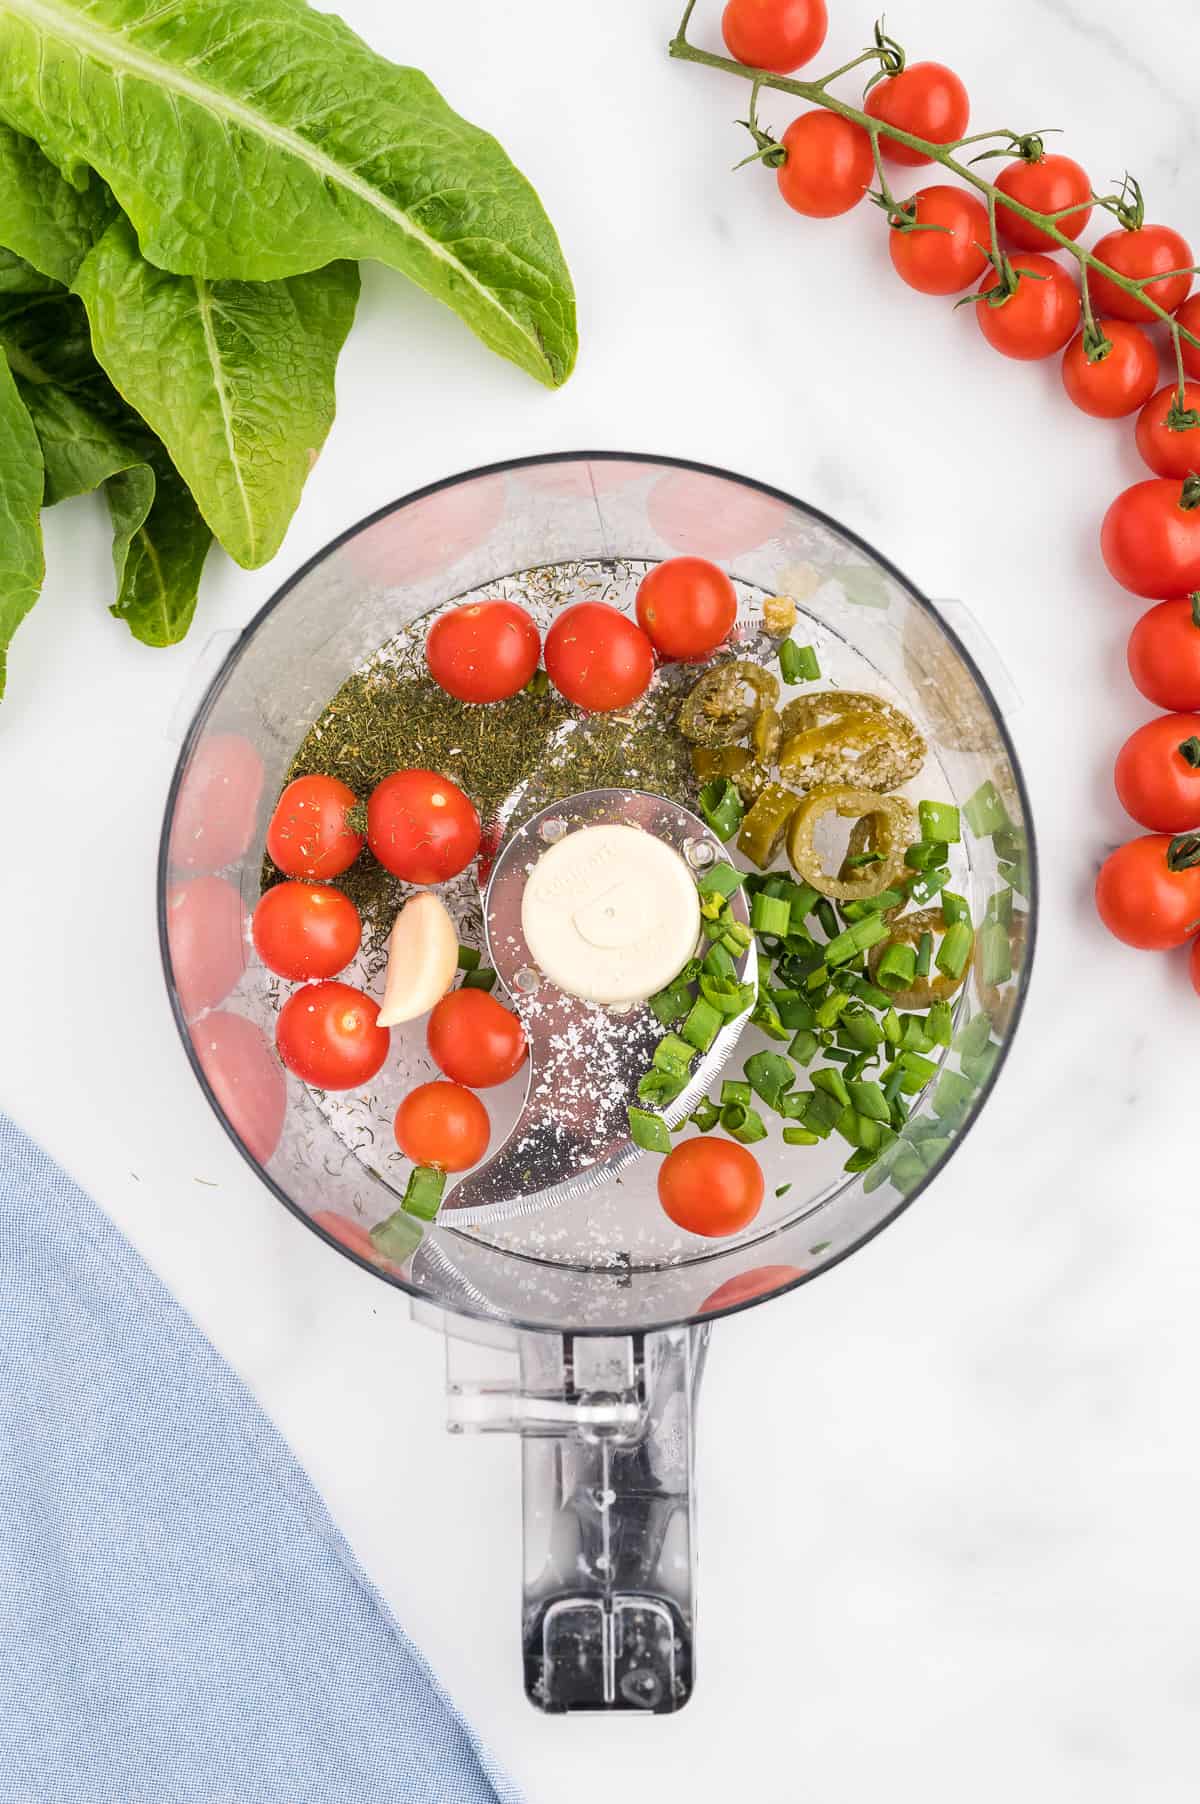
[376,892,459,1026]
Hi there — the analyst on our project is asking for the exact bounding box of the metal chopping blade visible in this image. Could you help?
[440,788,756,1228]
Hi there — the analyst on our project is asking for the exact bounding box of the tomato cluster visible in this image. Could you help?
[713,4,1200,988]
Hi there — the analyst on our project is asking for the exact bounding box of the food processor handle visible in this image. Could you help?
[437,1314,709,1713]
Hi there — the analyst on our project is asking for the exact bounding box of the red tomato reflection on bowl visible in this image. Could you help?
[519,460,646,500]
[168,733,264,874]
[698,1264,806,1314]
[312,1210,403,1275]
[189,1011,286,1167]
[348,472,507,587]
[166,875,248,1020]
[647,470,791,559]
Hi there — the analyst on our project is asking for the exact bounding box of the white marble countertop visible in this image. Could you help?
[3,0,1200,1797]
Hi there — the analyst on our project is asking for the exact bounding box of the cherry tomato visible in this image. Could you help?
[1061,321,1159,419]
[1192,933,1200,998]
[889,185,991,296]
[276,981,389,1090]
[720,0,827,73]
[1090,223,1194,324]
[657,1137,765,1238]
[1135,382,1200,480]
[1128,597,1200,711]
[544,602,654,712]
[166,874,248,1021]
[1101,478,1200,599]
[312,1210,402,1275]
[635,557,738,660]
[427,988,527,1088]
[394,1081,490,1171]
[775,111,874,218]
[169,732,263,873]
[975,254,1080,360]
[995,152,1092,253]
[865,63,969,167]
[267,775,362,880]
[1176,294,1200,380]
[190,1011,286,1166]
[252,881,361,981]
[1114,714,1200,832]
[424,600,540,704]
[699,1264,805,1314]
[366,768,480,884]
[1095,832,1200,949]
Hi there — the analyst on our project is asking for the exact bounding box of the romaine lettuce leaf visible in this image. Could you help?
[0,343,44,697]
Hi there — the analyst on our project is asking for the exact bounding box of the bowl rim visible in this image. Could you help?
[158,448,1039,1337]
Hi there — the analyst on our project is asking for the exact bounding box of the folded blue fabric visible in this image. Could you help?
[0,1113,520,1804]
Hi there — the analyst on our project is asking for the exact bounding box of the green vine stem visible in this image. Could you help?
[669,4,1200,374]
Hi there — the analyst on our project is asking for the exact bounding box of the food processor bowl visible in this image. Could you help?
[159,453,1036,1713]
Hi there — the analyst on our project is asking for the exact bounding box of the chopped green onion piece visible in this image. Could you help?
[898,1014,933,1055]
[400,1165,447,1222]
[815,990,853,1030]
[720,1102,768,1144]
[456,945,481,971]
[699,889,727,922]
[805,963,830,992]
[962,1043,1001,1087]
[369,1208,424,1265]
[697,862,743,899]
[654,1033,696,1074]
[998,855,1031,897]
[811,1066,851,1108]
[745,1050,796,1112]
[899,1050,938,1087]
[927,1000,953,1047]
[814,898,840,940]
[906,867,948,906]
[882,1065,906,1109]
[915,931,933,979]
[954,1013,993,1058]
[941,891,972,926]
[800,1089,842,1135]
[980,921,1013,986]
[722,916,753,952]
[702,941,736,980]
[881,1007,901,1045]
[698,976,755,1017]
[918,799,961,843]
[525,668,551,697]
[788,1027,819,1066]
[847,977,894,1011]
[843,888,906,919]
[690,1098,721,1132]
[904,840,951,872]
[462,967,497,992]
[698,778,744,842]
[847,1079,890,1122]
[683,996,723,1052]
[721,1079,752,1108]
[985,887,1014,927]
[750,892,792,937]
[779,1089,809,1119]
[783,1125,820,1146]
[935,921,972,981]
[843,850,883,870]
[774,990,814,1031]
[876,942,918,991]
[628,1106,673,1153]
[648,976,694,1027]
[823,912,890,966]
[839,1008,883,1052]
[823,1046,856,1065]
[638,1067,688,1106]
[934,1069,975,1118]
[779,640,821,683]
[750,993,791,1043]
[964,779,1010,837]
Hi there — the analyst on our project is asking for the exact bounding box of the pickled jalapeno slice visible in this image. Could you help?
[751,705,782,766]
[786,786,916,900]
[867,907,973,1009]
[679,660,780,745]
[778,691,926,791]
[737,782,801,869]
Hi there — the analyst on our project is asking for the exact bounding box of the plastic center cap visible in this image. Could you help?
[520,823,702,1006]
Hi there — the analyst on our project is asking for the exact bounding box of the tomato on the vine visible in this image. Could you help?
[252,881,361,981]
[720,0,827,74]
[1135,383,1200,481]
[544,602,654,711]
[267,775,363,880]
[394,1081,490,1171]
[995,152,1092,252]
[865,63,969,167]
[1176,295,1200,380]
[974,254,1080,361]
[1101,478,1200,599]
[367,768,480,884]
[1128,597,1200,711]
[1090,223,1194,323]
[425,600,540,704]
[635,556,737,659]
[1061,322,1159,419]
[889,186,991,295]
[1114,714,1200,833]
[775,111,874,218]
[1095,833,1200,949]
[276,981,389,1090]
[427,988,527,1089]
[657,1137,764,1238]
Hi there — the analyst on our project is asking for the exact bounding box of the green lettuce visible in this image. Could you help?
[0,340,44,697]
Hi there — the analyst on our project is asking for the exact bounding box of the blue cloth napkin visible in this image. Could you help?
[0,1113,520,1804]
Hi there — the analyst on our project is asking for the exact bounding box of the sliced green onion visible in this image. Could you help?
[934,1068,975,1119]
[954,1013,993,1058]
[962,1043,1001,1088]
[788,1027,819,1066]
[400,1165,447,1222]
[690,1098,721,1132]
[941,891,972,926]
[369,1208,424,1265]
[750,993,790,1043]
[456,945,481,971]
[779,640,821,684]
[637,1067,688,1106]
[811,1066,851,1108]
[905,840,951,872]
[918,799,961,843]
[847,976,894,1011]
[721,1079,752,1108]
[783,1125,820,1146]
[773,991,813,1031]
[876,942,918,991]
[935,921,972,980]
[985,887,1014,927]
[927,1000,953,1047]
[882,1065,906,1109]
[906,867,948,906]
[815,990,853,1030]
[702,941,736,980]
[683,996,723,1052]
[914,931,933,979]
[720,1102,768,1144]
[823,913,890,966]
[698,778,744,842]
[648,976,694,1027]
[839,1008,883,1052]
[843,888,906,919]
[899,1050,938,1087]
[750,892,792,937]
[964,780,1010,837]
[462,967,497,992]
[847,1079,890,1122]
[998,855,1031,897]
[697,862,743,900]
[698,976,755,1017]
[745,1050,795,1112]
[628,1106,672,1153]
[814,898,840,940]
[654,1033,696,1074]
[898,1014,933,1055]
[780,1089,809,1119]
[980,920,1013,986]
